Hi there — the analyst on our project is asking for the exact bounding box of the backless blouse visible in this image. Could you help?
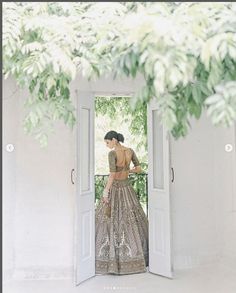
[108,147,140,180]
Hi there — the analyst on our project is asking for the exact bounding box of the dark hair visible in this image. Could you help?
[104,130,124,143]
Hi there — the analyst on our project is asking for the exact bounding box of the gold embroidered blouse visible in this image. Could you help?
[108,147,140,180]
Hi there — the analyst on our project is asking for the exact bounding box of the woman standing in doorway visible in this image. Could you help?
[95,130,149,275]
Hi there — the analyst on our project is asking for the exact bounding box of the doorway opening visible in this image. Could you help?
[93,94,149,275]
[94,95,148,217]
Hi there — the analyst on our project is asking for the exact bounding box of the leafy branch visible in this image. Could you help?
[3,2,236,147]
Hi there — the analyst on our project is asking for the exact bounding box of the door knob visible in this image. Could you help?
[71,168,75,185]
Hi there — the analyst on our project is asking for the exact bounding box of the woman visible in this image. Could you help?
[95,130,149,275]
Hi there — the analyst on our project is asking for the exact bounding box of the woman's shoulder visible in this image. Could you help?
[125,146,134,153]
[122,146,133,151]
[109,147,134,155]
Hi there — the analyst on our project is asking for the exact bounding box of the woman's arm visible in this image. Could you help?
[104,172,116,192]
[103,151,116,201]
[129,166,142,174]
[130,149,142,174]
[102,173,115,203]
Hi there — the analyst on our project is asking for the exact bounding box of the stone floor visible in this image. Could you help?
[3,262,236,293]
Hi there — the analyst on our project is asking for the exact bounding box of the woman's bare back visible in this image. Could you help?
[113,146,133,180]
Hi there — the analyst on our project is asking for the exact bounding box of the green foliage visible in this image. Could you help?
[204,81,236,126]
[95,96,147,160]
[3,2,236,147]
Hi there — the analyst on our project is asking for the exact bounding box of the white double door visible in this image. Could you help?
[74,90,173,286]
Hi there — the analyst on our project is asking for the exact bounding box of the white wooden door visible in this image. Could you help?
[147,97,173,278]
[74,90,95,285]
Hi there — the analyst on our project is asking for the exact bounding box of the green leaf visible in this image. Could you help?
[192,84,201,104]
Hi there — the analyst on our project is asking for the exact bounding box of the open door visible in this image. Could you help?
[147,97,173,278]
[74,90,95,285]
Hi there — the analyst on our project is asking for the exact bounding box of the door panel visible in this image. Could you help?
[74,90,95,285]
[147,98,173,278]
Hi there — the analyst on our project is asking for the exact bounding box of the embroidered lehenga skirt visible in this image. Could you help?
[95,178,149,275]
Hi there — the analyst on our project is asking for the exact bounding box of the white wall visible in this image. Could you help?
[3,77,19,280]
[2,75,236,281]
[170,111,236,270]
[3,76,77,280]
[218,123,236,270]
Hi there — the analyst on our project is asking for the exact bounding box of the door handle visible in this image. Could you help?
[71,168,75,185]
[171,167,174,182]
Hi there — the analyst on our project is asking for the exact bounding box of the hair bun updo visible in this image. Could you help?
[104,130,125,143]
[117,133,124,143]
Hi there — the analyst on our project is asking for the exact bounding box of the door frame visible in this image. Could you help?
[91,90,173,276]
[74,89,174,285]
